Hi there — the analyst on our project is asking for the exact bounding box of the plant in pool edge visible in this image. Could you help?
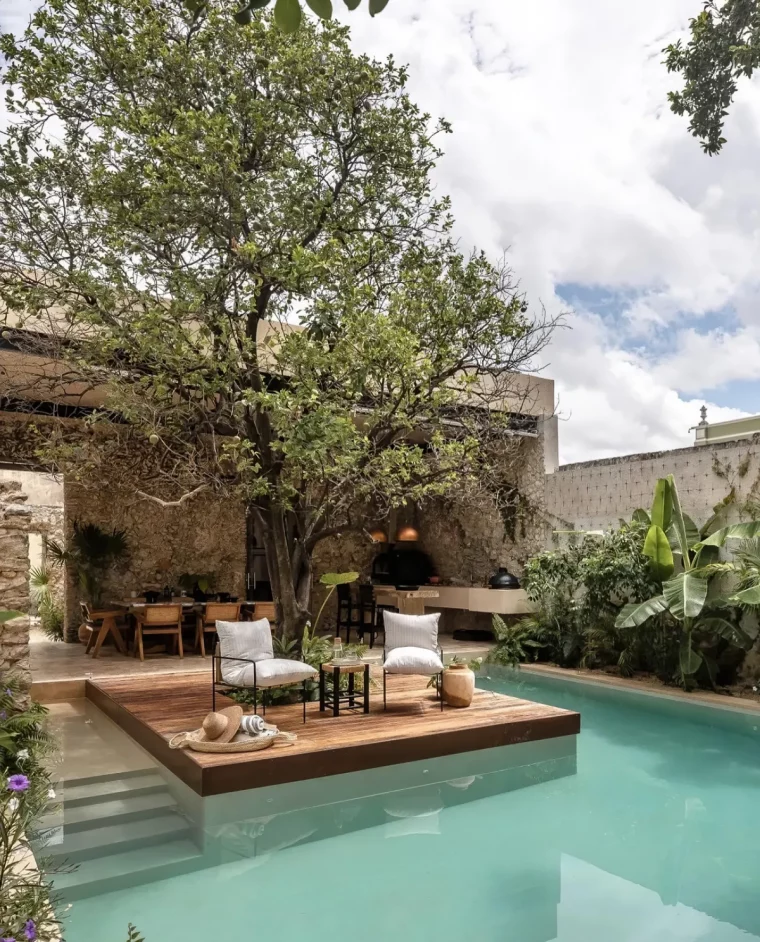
[0,678,61,942]
[486,615,543,669]
[616,475,760,688]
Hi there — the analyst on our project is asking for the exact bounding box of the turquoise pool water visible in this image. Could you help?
[63,671,760,942]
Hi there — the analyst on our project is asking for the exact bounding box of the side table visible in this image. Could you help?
[319,661,370,717]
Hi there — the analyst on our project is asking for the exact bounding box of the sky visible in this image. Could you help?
[2,0,760,464]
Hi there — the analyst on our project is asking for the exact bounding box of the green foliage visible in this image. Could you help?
[0,679,62,942]
[126,925,145,942]
[0,1,550,641]
[526,520,667,674]
[486,614,542,668]
[615,475,760,687]
[30,566,64,642]
[46,523,129,608]
[664,0,760,154]
[189,0,386,32]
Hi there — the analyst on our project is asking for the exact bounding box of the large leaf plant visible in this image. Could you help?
[616,475,760,685]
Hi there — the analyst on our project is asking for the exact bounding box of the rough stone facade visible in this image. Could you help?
[63,475,246,642]
[0,482,32,686]
[313,435,548,634]
[545,437,760,533]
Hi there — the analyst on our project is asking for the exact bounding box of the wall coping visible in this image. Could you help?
[553,434,760,474]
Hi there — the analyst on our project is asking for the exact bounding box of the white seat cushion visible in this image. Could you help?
[230,658,318,688]
[383,611,440,653]
[383,646,443,675]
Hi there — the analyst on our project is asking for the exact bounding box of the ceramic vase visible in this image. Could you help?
[442,663,475,707]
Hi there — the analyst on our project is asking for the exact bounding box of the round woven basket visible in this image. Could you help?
[168,729,296,754]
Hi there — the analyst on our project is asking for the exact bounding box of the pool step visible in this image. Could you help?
[52,838,203,901]
[60,771,168,808]
[34,770,206,900]
[41,789,179,833]
[43,812,192,863]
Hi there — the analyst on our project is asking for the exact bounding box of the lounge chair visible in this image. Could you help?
[382,611,444,711]
[212,618,317,723]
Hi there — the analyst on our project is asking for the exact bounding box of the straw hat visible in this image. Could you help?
[168,707,297,754]
[196,706,243,744]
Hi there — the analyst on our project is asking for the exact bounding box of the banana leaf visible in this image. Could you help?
[643,524,674,579]
[666,475,691,564]
[730,585,760,607]
[679,638,703,676]
[615,594,669,628]
[650,478,672,530]
[319,572,359,586]
[698,616,754,649]
[631,508,651,525]
[662,572,709,620]
[696,521,760,549]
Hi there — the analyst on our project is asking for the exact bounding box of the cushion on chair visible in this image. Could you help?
[382,611,440,653]
[217,619,273,685]
[229,658,318,688]
[383,646,444,675]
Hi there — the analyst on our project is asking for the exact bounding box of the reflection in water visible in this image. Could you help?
[62,671,760,942]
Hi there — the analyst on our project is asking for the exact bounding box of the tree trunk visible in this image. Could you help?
[266,504,309,642]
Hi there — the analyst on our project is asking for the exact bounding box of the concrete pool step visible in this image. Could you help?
[52,838,204,901]
[61,771,168,808]
[42,812,192,863]
[42,790,179,833]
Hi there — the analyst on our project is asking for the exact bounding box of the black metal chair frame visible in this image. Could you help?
[211,653,309,723]
[382,645,445,712]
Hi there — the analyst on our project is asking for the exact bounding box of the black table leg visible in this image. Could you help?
[364,662,370,714]
[348,670,355,708]
[333,666,340,717]
[319,667,325,712]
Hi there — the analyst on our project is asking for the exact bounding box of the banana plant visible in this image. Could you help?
[617,475,760,683]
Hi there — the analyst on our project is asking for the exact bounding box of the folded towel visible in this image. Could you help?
[240,714,268,736]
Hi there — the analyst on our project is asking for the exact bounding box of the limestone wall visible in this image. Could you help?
[0,482,32,685]
[545,436,760,533]
[63,476,246,641]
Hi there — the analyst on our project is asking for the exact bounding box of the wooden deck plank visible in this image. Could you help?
[87,672,580,796]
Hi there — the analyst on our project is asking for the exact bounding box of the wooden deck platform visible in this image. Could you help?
[87,672,580,796]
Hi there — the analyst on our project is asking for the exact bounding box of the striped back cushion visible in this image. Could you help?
[383,611,440,653]
[216,618,273,663]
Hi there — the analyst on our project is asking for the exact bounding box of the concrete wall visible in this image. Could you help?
[545,436,760,532]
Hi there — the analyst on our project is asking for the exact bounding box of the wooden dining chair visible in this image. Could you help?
[195,602,241,656]
[252,601,277,624]
[133,604,183,661]
[82,602,130,659]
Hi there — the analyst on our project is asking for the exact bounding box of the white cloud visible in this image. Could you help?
[345,0,760,462]
[3,0,760,463]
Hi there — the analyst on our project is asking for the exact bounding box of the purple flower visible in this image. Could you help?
[2,936,16,942]
[4,688,11,696]
[23,921,35,941]
[0,712,6,721]
[7,774,30,792]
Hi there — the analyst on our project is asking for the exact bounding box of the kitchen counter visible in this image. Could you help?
[373,585,533,616]
[426,585,533,616]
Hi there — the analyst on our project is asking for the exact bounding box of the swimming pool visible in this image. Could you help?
[59,669,760,942]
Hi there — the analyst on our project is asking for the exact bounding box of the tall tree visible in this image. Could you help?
[665,0,760,154]
[0,1,553,640]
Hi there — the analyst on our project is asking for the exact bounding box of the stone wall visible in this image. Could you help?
[63,476,246,641]
[313,435,548,635]
[0,482,32,685]
[545,436,760,533]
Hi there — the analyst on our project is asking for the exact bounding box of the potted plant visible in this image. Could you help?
[47,522,129,640]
